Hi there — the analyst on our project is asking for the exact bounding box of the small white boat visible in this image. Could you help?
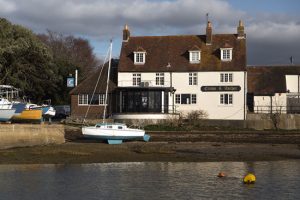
[82,40,150,144]
[43,106,56,118]
[82,123,150,144]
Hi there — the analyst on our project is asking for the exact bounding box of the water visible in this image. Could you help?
[0,161,300,200]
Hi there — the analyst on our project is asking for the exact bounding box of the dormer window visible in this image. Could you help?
[189,51,201,63]
[188,45,201,64]
[220,48,232,61]
[134,52,145,64]
[134,47,146,65]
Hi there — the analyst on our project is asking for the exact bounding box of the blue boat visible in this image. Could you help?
[11,103,26,116]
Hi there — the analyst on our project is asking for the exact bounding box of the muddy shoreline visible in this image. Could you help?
[0,127,300,164]
[0,142,299,164]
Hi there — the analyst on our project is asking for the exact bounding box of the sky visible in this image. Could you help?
[0,0,300,65]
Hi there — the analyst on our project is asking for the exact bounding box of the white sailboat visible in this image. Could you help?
[81,40,150,144]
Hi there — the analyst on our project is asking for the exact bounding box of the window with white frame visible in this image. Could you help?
[134,52,146,64]
[99,94,106,105]
[189,51,201,63]
[220,48,232,61]
[175,94,197,104]
[220,73,233,83]
[191,94,197,104]
[133,73,141,86]
[156,73,164,86]
[189,73,197,85]
[78,94,88,105]
[175,94,181,104]
[220,94,233,105]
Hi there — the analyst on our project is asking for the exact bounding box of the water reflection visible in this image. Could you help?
[0,161,299,199]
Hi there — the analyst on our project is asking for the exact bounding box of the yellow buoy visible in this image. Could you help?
[243,173,256,184]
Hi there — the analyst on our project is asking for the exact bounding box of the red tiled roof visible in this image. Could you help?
[247,65,300,95]
[189,45,201,51]
[119,34,246,72]
[69,59,118,95]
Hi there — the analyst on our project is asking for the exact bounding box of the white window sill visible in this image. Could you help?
[221,59,232,62]
[219,82,234,84]
[218,104,234,107]
[189,61,200,64]
[134,62,145,65]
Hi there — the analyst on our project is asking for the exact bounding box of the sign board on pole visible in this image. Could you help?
[67,77,75,87]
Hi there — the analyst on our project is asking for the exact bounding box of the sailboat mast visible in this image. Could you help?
[103,40,112,123]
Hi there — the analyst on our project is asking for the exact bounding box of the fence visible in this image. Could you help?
[253,106,300,114]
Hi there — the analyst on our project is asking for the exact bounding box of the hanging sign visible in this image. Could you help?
[67,77,75,87]
[201,86,241,92]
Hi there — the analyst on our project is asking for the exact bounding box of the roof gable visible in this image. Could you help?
[70,59,118,95]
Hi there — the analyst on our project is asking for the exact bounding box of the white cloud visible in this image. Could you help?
[247,21,300,42]
[0,0,16,13]
[1,0,299,64]
[1,0,245,36]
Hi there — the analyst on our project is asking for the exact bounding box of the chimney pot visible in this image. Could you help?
[123,24,130,42]
[206,21,212,45]
[237,20,245,39]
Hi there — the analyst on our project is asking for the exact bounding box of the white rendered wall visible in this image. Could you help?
[119,71,246,120]
[172,72,246,120]
[254,94,287,113]
[286,75,299,93]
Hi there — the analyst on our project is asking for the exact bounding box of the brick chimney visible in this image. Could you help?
[206,21,212,45]
[123,24,130,42]
[237,20,245,39]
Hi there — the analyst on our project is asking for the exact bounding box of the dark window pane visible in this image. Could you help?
[225,94,228,104]
[89,95,99,105]
[181,94,191,104]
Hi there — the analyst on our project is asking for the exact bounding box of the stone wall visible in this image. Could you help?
[114,114,300,130]
[246,114,300,130]
[0,124,65,149]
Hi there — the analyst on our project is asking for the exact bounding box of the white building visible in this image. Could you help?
[114,21,247,120]
[247,66,300,114]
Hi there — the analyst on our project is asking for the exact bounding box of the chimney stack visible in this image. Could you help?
[206,21,212,45]
[237,20,245,39]
[123,24,130,42]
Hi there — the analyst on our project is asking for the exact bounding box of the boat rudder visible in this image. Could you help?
[143,134,150,142]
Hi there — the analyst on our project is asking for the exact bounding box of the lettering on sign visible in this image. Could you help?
[201,86,241,92]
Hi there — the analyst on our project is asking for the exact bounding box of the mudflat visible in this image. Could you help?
[0,142,299,164]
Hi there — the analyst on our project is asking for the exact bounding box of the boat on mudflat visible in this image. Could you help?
[81,40,150,144]
[0,109,16,122]
[12,109,42,121]
[30,104,56,118]
[0,96,17,122]
[82,123,150,144]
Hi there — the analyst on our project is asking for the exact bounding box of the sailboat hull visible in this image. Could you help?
[12,109,42,121]
[82,126,148,142]
[0,109,16,122]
